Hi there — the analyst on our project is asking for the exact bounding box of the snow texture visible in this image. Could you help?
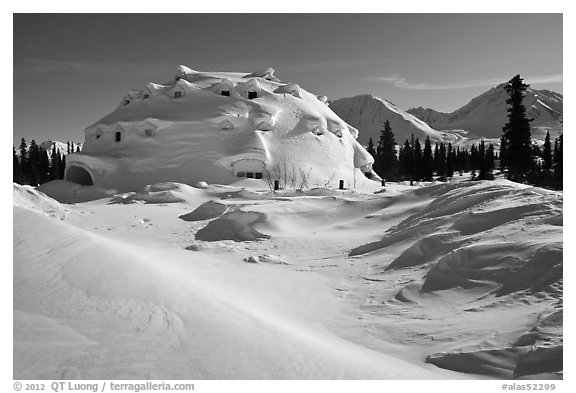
[64,66,379,191]
[14,176,562,379]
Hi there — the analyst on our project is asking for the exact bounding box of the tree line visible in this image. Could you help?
[13,139,79,186]
[367,75,562,190]
[367,125,497,183]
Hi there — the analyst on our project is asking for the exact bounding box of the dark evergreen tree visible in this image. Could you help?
[433,143,440,175]
[470,144,479,170]
[477,140,494,180]
[67,141,71,154]
[413,137,423,181]
[446,143,454,179]
[39,148,51,184]
[377,120,399,180]
[486,143,496,171]
[542,131,553,175]
[27,140,40,185]
[501,74,534,182]
[13,147,23,184]
[552,134,562,190]
[399,139,413,180]
[18,138,28,184]
[366,137,376,157]
[422,136,434,181]
[438,142,447,180]
[59,154,67,179]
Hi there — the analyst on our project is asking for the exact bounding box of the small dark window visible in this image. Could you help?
[143,93,150,99]
[237,172,245,178]
[115,131,122,142]
[247,91,257,100]
[174,91,183,98]
[255,172,263,179]
[96,135,100,139]
[123,99,130,105]
[246,172,255,178]
[221,90,230,96]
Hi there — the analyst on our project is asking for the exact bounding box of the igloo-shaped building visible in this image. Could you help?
[65,66,380,191]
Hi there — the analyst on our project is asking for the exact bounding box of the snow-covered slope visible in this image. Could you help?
[64,66,379,192]
[16,177,562,379]
[329,94,450,145]
[408,84,563,141]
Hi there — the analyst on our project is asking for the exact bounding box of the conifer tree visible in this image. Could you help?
[501,74,534,182]
[542,131,552,174]
[446,143,454,179]
[552,134,562,190]
[438,142,447,179]
[13,147,23,184]
[399,139,413,180]
[39,148,51,184]
[59,154,66,179]
[477,140,494,180]
[378,120,398,180]
[366,137,376,157]
[433,143,440,175]
[27,140,40,185]
[413,138,423,181]
[18,138,28,183]
[422,136,434,181]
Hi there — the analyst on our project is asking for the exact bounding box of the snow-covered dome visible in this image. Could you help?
[65,66,379,191]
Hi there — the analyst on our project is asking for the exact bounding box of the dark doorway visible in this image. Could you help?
[65,166,94,186]
[115,131,122,142]
[248,91,257,100]
[221,90,230,96]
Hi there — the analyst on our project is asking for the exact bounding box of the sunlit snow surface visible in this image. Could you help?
[15,177,562,379]
[65,66,377,192]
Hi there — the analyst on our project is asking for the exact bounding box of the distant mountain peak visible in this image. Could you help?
[407,84,563,140]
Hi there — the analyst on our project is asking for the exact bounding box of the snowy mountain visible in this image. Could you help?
[39,140,82,155]
[65,66,379,191]
[329,94,451,145]
[407,84,563,141]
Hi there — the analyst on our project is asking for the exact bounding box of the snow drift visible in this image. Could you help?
[14,175,562,379]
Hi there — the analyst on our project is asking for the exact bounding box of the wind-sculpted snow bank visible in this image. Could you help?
[14,199,448,379]
[347,179,562,379]
[64,66,380,191]
[195,210,271,242]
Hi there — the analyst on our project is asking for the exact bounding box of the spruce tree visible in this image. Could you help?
[18,138,28,184]
[433,143,440,175]
[413,138,423,181]
[501,74,534,182]
[13,147,23,184]
[366,137,376,157]
[27,140,40,185]
[477,140,494,180]
[438,142,447,180]
[59,154,67,180]
[422,136,434,181]
[399,139,413,180]
[39,148,51,184]
[552,134,562,190]
[542,131,553,176]
[378,120,398,180]
[446,143,454,179]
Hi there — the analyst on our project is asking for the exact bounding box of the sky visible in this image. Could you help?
[13,13,563,146]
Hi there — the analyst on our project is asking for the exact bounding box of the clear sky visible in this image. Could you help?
[13,13,562,146]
